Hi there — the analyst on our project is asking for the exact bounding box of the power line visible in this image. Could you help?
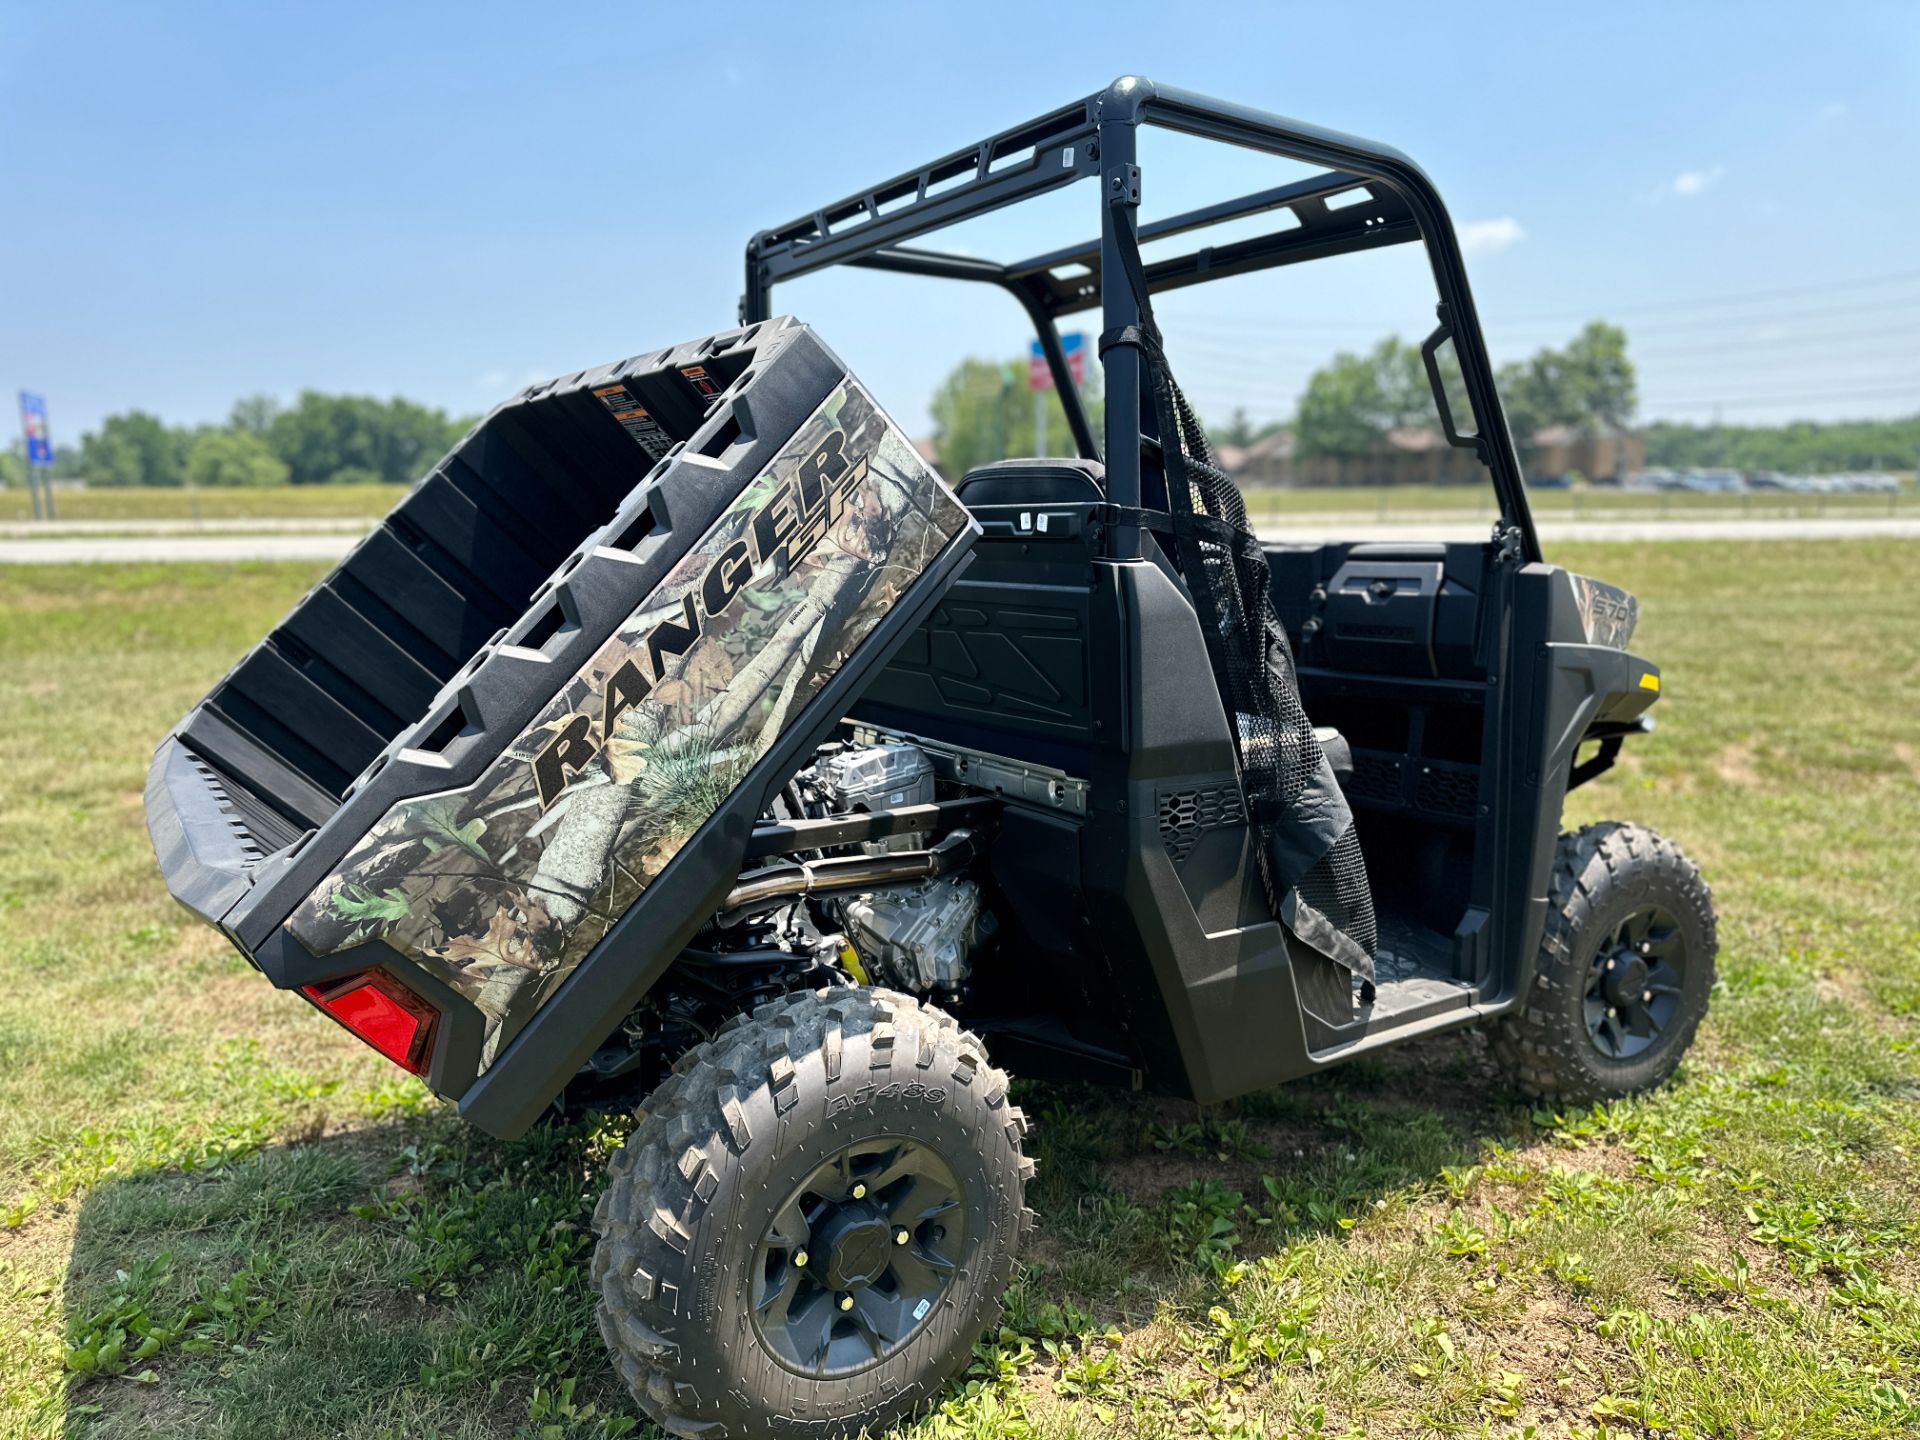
[1626,326,1920,361]
[1487,294,1920,340]
[1166,308,1920,363]
[1632,350,1920,377]
[1177,334,1920,372]
[1639,381,1920,409]
[1486,266,1920,325]
[1161,266,1920,342]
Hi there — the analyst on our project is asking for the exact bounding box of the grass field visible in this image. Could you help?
[0,485,407,523]
[2,479,1910,528]
[2,543,1917,1439]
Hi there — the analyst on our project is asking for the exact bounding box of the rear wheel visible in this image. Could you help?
[592,987,1032,1438]
[1493,822,1716,1105]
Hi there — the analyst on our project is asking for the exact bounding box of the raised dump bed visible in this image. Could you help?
[146,318,977,1132]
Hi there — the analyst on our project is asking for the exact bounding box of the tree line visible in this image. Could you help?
[1643,415,1920,474]
[932,323,1637,475]
[0,392,473,489]
[932,320,1916,479]
[1284,321,1636,459]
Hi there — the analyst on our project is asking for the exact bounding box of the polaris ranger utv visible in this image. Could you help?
[147,77,1715,1437]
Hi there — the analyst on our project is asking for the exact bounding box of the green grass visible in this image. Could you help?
[1241,481,1915,520]
[0,484,407,523]
[1,477,1910,527]
[2,543,1918,1439]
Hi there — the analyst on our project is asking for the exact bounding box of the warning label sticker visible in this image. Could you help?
[680,365,722,399]
[592,384,673,461]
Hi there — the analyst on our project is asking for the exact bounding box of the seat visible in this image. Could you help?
[952,460,1354,794]
[953,456,1105,507]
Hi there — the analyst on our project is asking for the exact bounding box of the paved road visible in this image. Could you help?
[0,516,376,538]
[3,515,1918,565]
[0,533,365,564]
[1260,515,1920,546]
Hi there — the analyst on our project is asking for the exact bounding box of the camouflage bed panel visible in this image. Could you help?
[287,381,970,1065]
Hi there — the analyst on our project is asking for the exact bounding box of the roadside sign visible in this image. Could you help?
[19,391,53,467]
[1027,333,1087,391]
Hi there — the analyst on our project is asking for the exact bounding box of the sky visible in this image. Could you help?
[4,1,1918,448]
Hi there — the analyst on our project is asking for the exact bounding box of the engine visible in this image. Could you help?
[793,740,934,852]
[791,741,995,998]
[840,877,994,1000]
[584,740,995,1102]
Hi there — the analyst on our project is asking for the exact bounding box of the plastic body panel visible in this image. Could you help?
[146,320,979,1130]
[856,502,1318,1103]
[1322,558,1446,676]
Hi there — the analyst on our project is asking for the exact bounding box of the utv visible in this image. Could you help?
[147,78,1715,1437]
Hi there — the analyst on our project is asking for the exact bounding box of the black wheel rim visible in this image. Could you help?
[750,1136,965,1378]
[1584,904,1688,1060]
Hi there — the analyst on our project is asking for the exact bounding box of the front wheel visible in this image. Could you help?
[592,987,1033,1438]
[1493,822,1717,1105]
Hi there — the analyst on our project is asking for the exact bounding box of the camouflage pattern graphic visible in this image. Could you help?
[287,382,969,1066]
[1569,573,1639,651]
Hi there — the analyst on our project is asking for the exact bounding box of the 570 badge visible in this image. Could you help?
[531,425,869,808]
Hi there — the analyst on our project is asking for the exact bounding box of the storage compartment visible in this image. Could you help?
[1267,540,1487,680]
[147,318,979,1120]
[1322,557,1445,675]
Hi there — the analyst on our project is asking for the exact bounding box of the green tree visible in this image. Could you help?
[266,391,464,485]
[1294,338,1433,458]
[1496,321,1636,439]
[1644,413,1920,472]
[929,355,1103,479]
[78,411,186,487]
[1,439,26,489]
[228,394,282,435]
[1217,407,1255,448]
[184,428,291,487]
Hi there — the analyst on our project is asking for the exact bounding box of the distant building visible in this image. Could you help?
[1520,422,1644,482]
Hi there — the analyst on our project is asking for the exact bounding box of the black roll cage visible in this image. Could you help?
[742,76,1541,565]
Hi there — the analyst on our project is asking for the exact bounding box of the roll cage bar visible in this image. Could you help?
[742,76,1540,565]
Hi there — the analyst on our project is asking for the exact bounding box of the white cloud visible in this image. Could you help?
[1669,165,1726,198]
[1457,216,1526,257]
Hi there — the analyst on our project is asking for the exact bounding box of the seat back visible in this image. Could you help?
[850,459,1108,770]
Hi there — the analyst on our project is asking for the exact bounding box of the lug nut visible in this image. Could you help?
[1606,1007,1617,1018]
[1642,990,1652,1003]
[851,1183,867,1200]
[793,1250,808,1268]
[839,1294,855,1311]
[1640,942,1652,955]
[1606,959,1616,970]
[895,1228,910,1246]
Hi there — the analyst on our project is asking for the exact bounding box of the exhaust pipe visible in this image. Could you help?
[720,830,977,914]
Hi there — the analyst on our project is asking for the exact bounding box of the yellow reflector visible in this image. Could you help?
[1640,673,1661,692]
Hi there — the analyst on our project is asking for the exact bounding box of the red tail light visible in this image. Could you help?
[301,971,439,1075]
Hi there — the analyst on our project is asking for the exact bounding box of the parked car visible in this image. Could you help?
[1624,468,1682,491]
[1679,469,1747,494]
